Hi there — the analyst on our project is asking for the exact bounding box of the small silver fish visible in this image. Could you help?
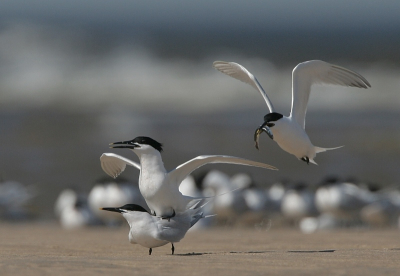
[254,124,274,150]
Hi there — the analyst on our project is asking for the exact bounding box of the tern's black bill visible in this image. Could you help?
[109,140,138,149]
[110,140,129,145]
[101,207,123,213]
[110,145,136,149]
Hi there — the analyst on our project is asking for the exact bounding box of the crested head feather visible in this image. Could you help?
[132,136,163,152]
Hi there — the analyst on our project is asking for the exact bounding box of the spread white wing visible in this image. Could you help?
[291,60,371,129]
[213,61,275,113]
[100,153,141,178]
[167,155,278,188]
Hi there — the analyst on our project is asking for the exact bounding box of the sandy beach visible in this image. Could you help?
[1,223,399,275]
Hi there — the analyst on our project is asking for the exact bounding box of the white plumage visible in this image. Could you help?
[100,136,277,218]
[213,60,370,164]
[101,202,209,255]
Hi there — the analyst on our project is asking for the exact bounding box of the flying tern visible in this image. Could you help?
[213,60,371,164]
[100,136,277,218]
[101,202,209,255]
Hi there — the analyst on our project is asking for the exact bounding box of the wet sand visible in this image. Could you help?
[1,223,399,276]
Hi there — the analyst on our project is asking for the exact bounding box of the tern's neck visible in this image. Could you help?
[135,150,167,174]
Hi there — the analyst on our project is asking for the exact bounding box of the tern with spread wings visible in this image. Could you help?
[213,60,370,164]
[100,136,277,219]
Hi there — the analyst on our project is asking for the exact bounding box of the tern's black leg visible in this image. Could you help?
[149,248,152,255]
[171,243,175,255]
[301,157,310,165]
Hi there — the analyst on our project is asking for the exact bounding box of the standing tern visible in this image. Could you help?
[101,202,209,255]
[87,178,148,225]
[54,188,98,229]
[213,60,371,164]
[100,136,277,219]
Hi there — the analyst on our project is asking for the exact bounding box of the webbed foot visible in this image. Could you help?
[301,157,310,164]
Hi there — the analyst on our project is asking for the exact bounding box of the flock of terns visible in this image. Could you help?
[50,171,400,253]
[4,60,395,255]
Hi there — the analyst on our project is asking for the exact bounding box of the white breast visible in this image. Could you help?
[124,212,169,248]
[272,117,314,159]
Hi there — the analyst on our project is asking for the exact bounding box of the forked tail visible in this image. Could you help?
[310,145,344,165]
[185,188,241,227]
[315,145,344,153]
[184,186,243,209]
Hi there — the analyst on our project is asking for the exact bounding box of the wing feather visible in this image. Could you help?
[290,60,370,129]
[167,155,277,188]
[100,153,140,178]
[213,61,275,112]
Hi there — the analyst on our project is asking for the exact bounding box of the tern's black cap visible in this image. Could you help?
[132,137,163,152]
[264,112,283,122]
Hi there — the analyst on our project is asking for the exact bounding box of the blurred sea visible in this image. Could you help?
[0,22,399,220]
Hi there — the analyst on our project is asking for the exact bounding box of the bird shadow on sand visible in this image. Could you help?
[176,249,335,256]
[287,250,335,253]
[176,251,274,256]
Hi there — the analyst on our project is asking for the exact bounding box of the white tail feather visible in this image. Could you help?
[309,145,344,165]
[315,145,344,153]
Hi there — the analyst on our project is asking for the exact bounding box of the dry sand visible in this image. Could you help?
[1,223,399,276]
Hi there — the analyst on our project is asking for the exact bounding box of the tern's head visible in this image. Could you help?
[254,112,284,147]
[263,112,283,126]
[101,204,150,214]
[110,136,163,153]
